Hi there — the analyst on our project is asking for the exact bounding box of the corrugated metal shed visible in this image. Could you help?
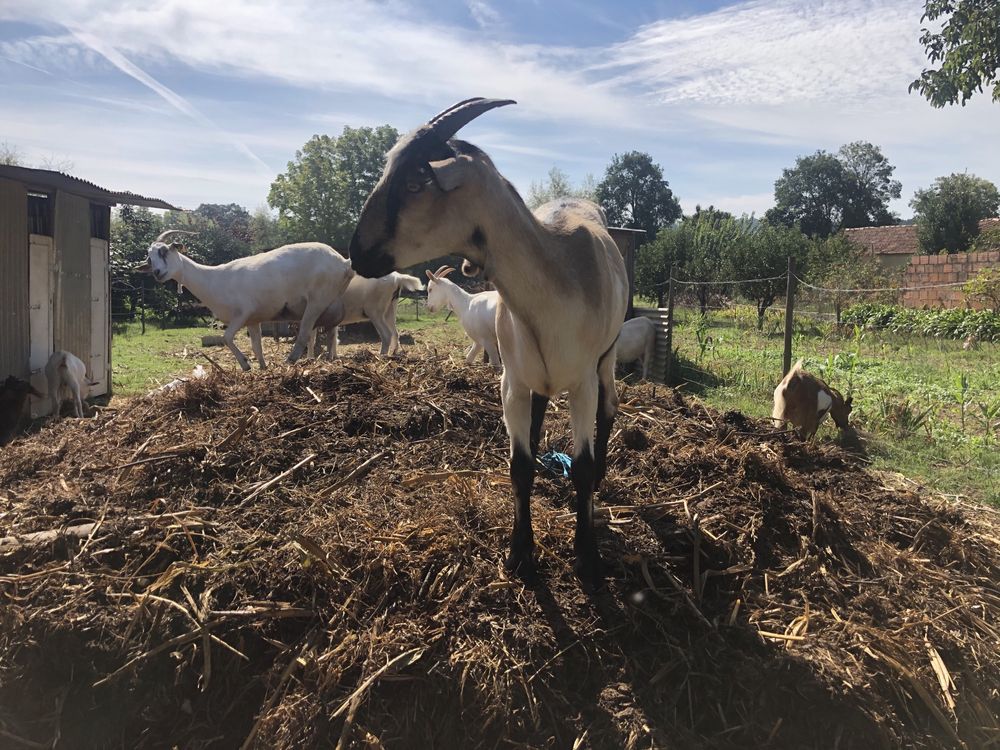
[54,191,92,366]
[0,178,30,379]
[0,166,174,417]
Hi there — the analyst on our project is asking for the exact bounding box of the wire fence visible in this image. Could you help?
[633,258,999,502]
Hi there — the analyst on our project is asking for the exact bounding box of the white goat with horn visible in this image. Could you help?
[349,98,628,591]
[424,265,501,370]
[136,230,354,370]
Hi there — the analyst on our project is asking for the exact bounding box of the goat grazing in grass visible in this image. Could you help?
[137,231,354,370]
[424,266,501,370]
[615,316,656,380]
[308,271,424,359]
[349,98,628,590]
[45,350,96,419]
[0,376,42,445]
[772,359,853,439]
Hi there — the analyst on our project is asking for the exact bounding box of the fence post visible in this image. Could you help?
[783,256,796,376]
[664,270,675,386]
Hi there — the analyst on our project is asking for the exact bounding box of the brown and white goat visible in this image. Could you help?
[348,98,629,591]
[772,360,853,439]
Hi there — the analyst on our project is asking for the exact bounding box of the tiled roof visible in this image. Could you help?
[0,164,178,210]
[844,218,1000,255]
[843,225,918,255]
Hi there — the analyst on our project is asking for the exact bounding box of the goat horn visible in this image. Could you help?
[154,229,198,243]
[426,98,516,142]
[439,267,455,278]
[433,265,450,278]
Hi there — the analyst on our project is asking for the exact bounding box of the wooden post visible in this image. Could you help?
[783,256,796,376]
[664,270,675,386]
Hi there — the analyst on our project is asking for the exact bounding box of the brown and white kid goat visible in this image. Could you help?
[772,359,853,439]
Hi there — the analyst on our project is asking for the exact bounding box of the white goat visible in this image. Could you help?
[349,98,628,591]
[615,316,656,380]
[424,266,501,370]
[45,350,95,419]
[308,272,424,358]
[137,231,355,370]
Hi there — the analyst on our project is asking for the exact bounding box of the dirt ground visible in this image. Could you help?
[1,351,998,749]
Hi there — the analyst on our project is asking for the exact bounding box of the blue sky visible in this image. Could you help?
[2,0,998,221]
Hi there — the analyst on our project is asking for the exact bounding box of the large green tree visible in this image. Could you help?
[838,142,902,227]
[910,173,1000,252]
[766,143,901,238]
[268,125,399,250]
[910,0,1000,107]
[162,203,253,266]
[727,223,811,330]
[596,151,681,239]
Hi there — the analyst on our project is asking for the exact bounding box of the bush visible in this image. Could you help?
[842,303,1000,342]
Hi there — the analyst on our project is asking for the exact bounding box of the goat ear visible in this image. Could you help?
[429,155,472,192]
[170,241,184,251]
[845,395,853,408]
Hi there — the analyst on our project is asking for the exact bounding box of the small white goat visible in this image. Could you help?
[772,359,853,439]
[349,98,629,591]
[137,231,354,370]
[308,272,424,358]
[45,350,96,419]
[424,266,501,370]
[615,316,656,380]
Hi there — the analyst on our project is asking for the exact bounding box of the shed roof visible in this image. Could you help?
[842,225,918,255]
[0,164,178,210]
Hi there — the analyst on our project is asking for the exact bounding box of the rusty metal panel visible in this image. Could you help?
[0,177,29,379]
[54,191,92,371]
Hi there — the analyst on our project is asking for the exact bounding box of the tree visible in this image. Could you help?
[766,151,852,238]
[268,125,399,250]
[527,167,597,209]
[249,206,289,252]
[596,151,681,239]
[161,204,253,266]
[910,0,1000,107]
[635,207,742,312]
[838,142,902,227]
[810,234,901,324]
[728,223,811,329]
[109,205,164,319]
[766,144,901,238]
[1,141,24,166]
[910,173,1000,252]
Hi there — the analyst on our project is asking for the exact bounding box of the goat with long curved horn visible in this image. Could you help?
[349,99,629,591]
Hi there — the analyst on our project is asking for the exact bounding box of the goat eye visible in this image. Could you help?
[406,180,424,193]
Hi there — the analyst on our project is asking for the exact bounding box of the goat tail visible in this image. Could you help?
[392,272,424,292]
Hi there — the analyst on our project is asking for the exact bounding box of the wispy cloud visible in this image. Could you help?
[67,29,272,174]
[0,0,996,219]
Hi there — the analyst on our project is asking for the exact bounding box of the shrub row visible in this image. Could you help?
[841,303,1000,342]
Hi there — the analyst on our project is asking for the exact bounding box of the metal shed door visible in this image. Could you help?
[28,235,54,417]
[89,239,109,395]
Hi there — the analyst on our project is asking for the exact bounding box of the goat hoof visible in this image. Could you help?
[504,545,536,583]
[573,548,604,593]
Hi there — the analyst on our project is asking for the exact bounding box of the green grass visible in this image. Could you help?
[111,303,469,397]
[112,321,219,395]
[667,305,1000,505]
